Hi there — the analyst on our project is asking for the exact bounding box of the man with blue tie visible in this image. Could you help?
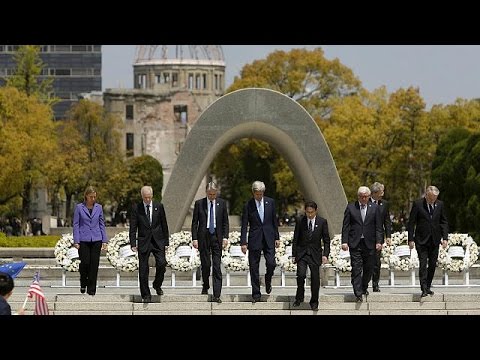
[130,186,169,303]
[240,181,280,303]
[191,182,229,303]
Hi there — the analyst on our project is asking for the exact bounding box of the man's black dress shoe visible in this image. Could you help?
[252,297,261,304]
[355,296,363,303]
[143,295,152,303]
[292,300,301,307]
[426,289,434,295]
[80,287,86,294]
[155,287,163,296]
[373,286,380,292]
[201,288,208,295]
[421,291,428,297]
[310,303,319,311]
[266,284,272,294]
[212,297,222,303]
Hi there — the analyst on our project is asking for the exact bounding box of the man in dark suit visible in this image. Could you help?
[240,181,280,303]
[191,182,229,303]
[369,182,392,292]
[130,185,169,303]
[408,185,448,297]
[292,201,330,311]
[342,186,383,302]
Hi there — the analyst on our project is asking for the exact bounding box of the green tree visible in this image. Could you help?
[432,129,480,242]
[5,45,56,105]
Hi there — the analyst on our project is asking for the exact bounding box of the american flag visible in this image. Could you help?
[27,272,50,315]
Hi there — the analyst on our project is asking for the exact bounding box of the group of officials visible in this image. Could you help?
[72,180,449,309]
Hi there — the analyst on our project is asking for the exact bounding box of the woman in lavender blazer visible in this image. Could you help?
[73,186,108,296]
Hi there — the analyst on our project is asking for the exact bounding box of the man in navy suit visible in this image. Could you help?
[369,182,392,292]
[191,182,229,303]
[130,185,169,303]
[292,200,330,311]
[342,186,383,302]
[408,185,448,297]
[240,181,280,303]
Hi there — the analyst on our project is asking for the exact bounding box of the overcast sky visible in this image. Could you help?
[102,45,480,109]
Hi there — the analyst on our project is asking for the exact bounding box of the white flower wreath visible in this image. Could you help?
[221,231,249,272]
[275,231,296,272]
[437,233,479,272]
[166,231,201,272]
[382,231,419,271]
[328,234,352,272]
[54,233,80,272]
[106,231,138,272]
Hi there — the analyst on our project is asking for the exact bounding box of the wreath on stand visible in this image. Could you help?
[106,231,138,272]
[381,231,419,271]
[437,233,479,272]
[54,233,80,272]
[328,234,352,272]
[221,231,249,271]
[275,231,296,272]
[166,231,201,271]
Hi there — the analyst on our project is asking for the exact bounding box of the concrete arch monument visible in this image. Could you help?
[163,88,347,234]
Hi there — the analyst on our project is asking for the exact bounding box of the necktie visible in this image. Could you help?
[361,204,366,222]
[258,200,264,223]
[146,204,151,224]
[429,204,434,217]
[307,219,313,241]
[209,201,215,234]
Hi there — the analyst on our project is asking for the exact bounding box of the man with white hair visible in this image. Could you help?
[240,181,280,303]
[342,186,383,302]
[130,185,169,303]
[408,185,448,297]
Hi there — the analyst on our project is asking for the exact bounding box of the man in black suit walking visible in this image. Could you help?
[292,201,330,311]
[408,185,448,297]
[130,185,169,303]
[369,182,392,292]
[240,181,280,303]
[191,182,229,303]
[342,186,383,302]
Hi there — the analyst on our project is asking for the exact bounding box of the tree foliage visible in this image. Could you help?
[432,130,480,242]
[5,45,56,105]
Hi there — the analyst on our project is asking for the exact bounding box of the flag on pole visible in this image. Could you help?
[0,262,27,278]
[27,272,50,315]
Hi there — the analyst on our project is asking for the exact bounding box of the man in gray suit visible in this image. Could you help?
[342,186,383,302]
[191,182,229,303]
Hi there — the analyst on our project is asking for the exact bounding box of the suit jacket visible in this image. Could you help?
[129,201,169,254]
[292,215,331,266]
[191,197,229,250]
[369,198,392,243]
[240,196,280,251]
[0,296,11,315]
[407,198,448,246]
[73,203,107,244]
[341,201,383,249]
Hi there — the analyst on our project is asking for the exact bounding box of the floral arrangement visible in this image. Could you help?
[275,231,296,272]
[381,231,418,271]
[106,231,138,272]
[166,231,201,272]
[221,231,249,271]
[54,233,80,272]
[328,234,352,272]
[437,233,479,272]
